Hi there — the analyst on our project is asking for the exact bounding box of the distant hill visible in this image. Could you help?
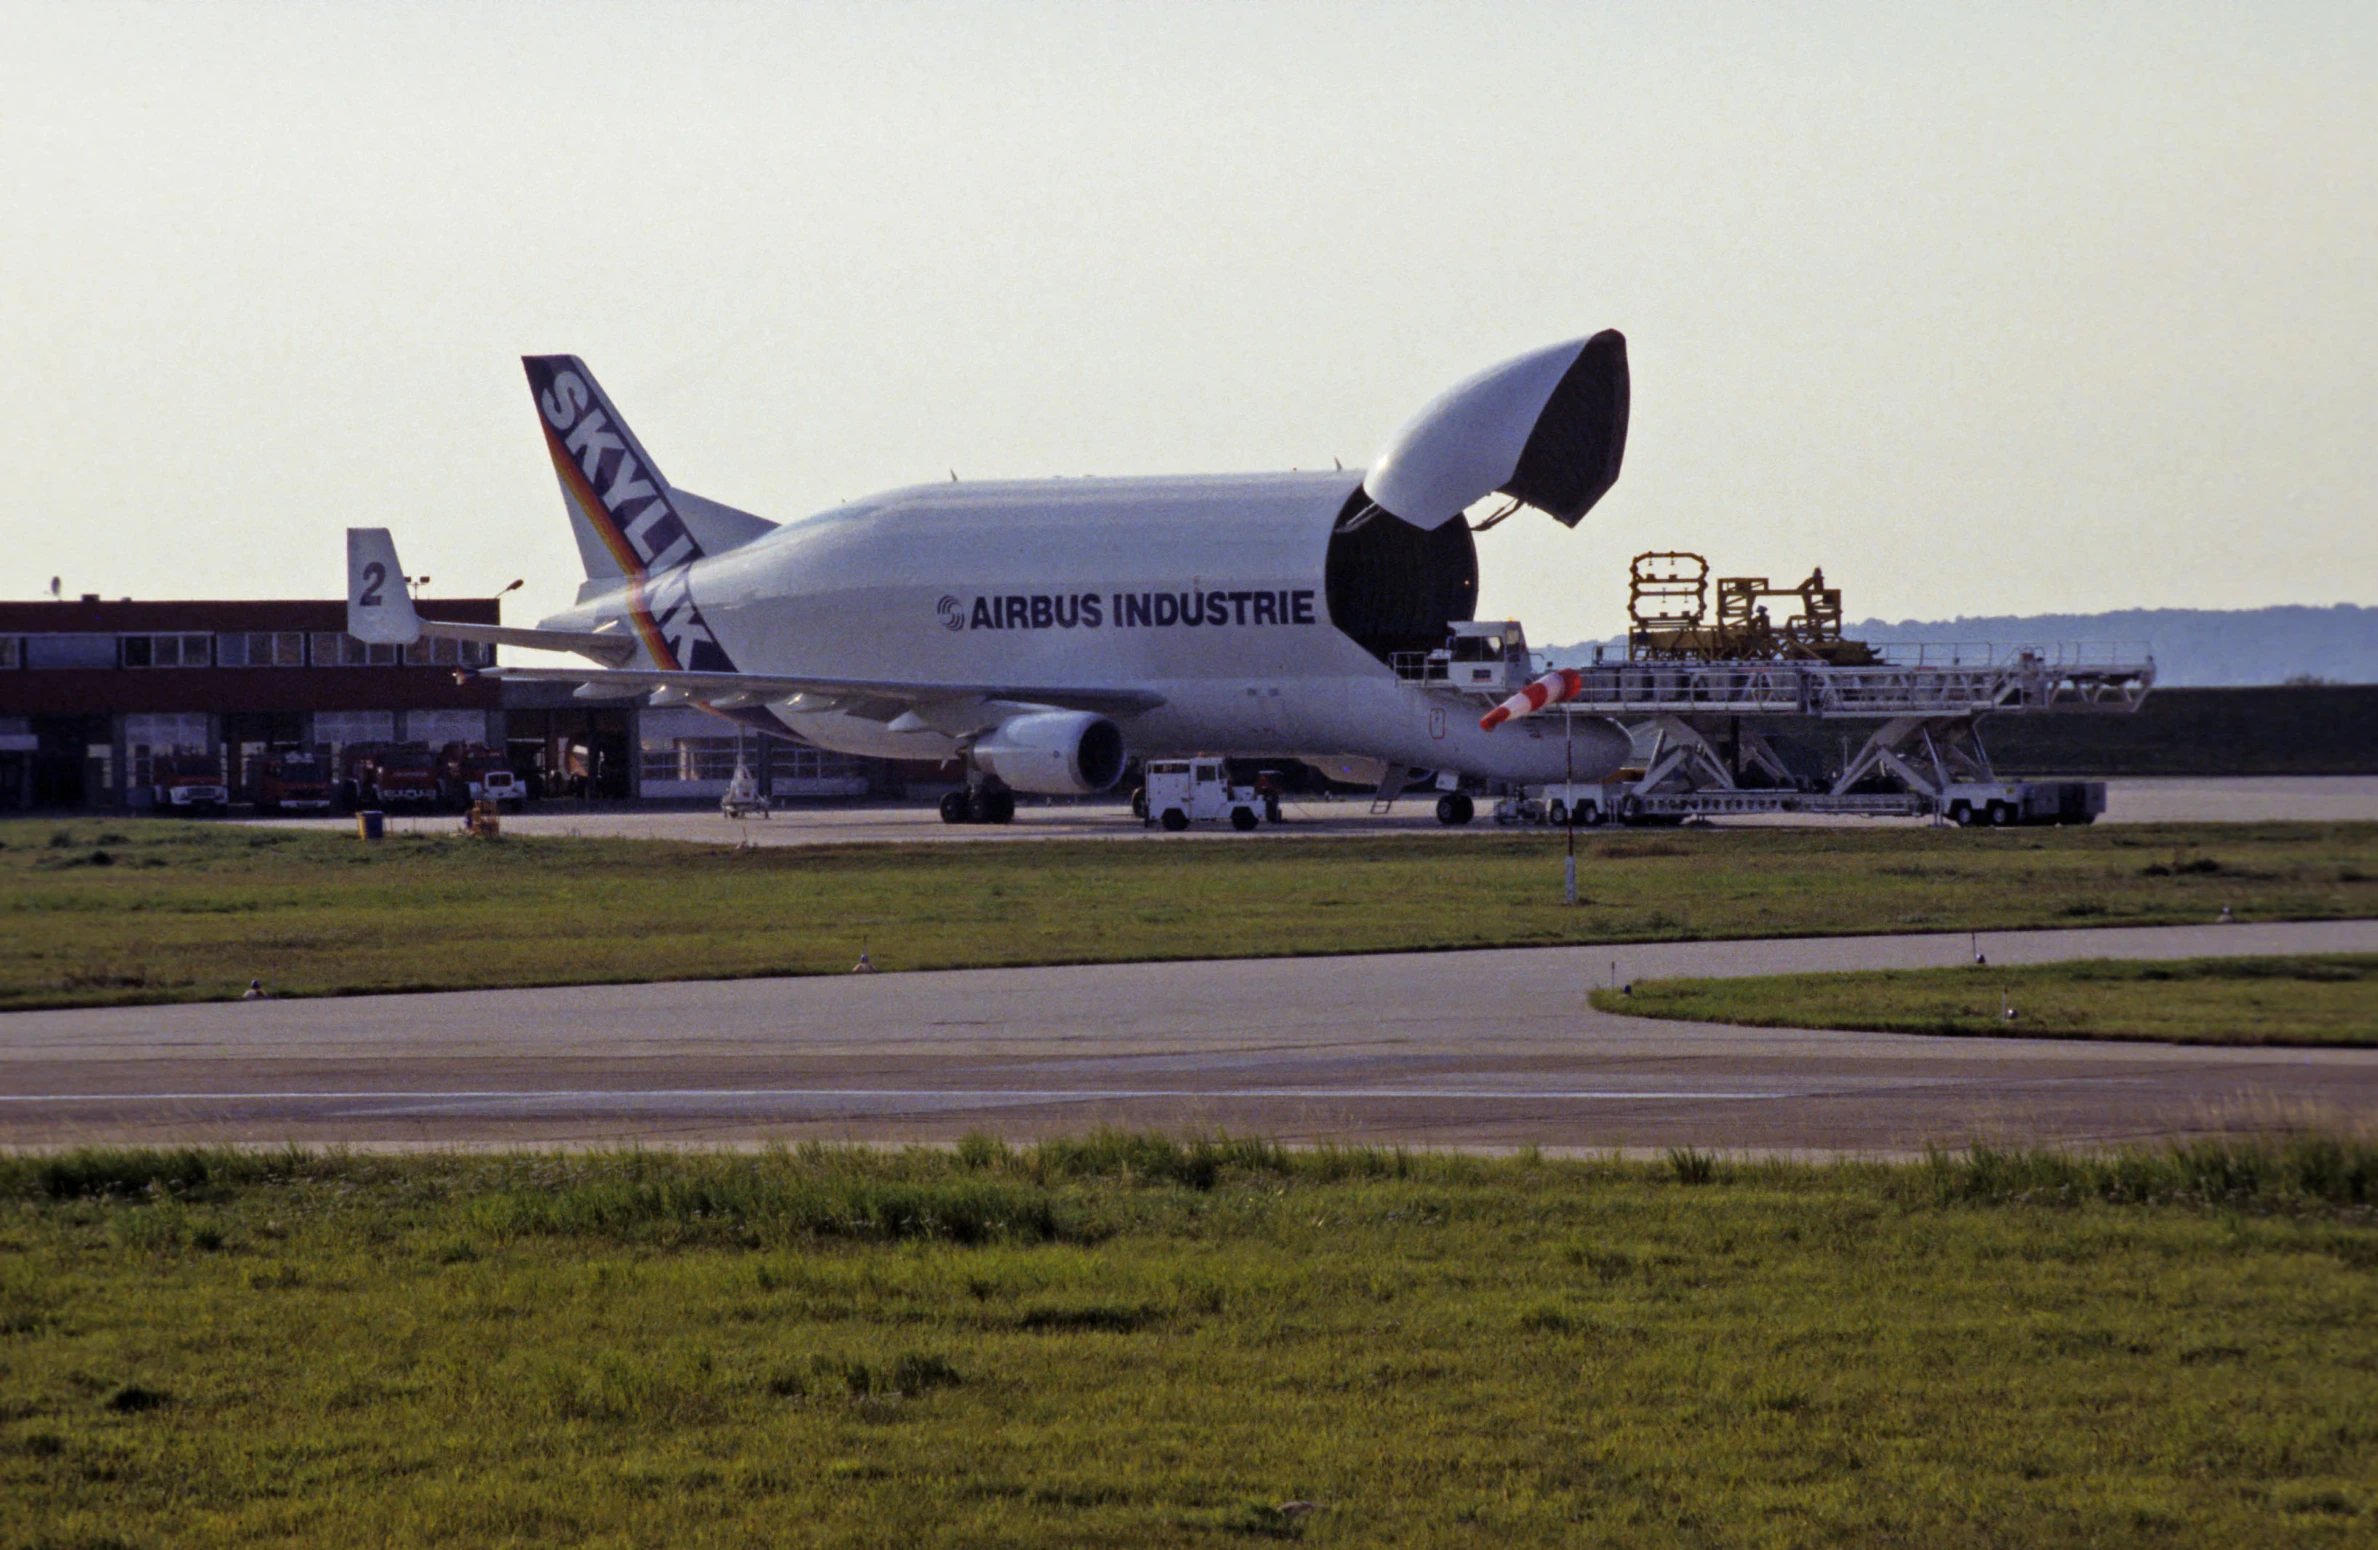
[1548,604,2377,687]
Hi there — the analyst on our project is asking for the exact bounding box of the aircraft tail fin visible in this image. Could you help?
[522,356,771,584]
[346,528,420,645]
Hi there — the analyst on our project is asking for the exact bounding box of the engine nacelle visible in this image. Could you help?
[972,712,1127,795]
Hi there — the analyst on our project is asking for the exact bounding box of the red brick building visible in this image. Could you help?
[0,594,888,810]
[0,596,503,810]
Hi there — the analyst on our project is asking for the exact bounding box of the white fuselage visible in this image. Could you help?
[547,470,1629,785]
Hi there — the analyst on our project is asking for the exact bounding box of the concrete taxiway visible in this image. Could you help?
[249,775,2378,849]
[5,920,2372,1153]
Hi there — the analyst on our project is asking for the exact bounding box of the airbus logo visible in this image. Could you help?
[937,595,966,631]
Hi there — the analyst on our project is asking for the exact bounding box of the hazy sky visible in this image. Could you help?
[6,2,2372,642]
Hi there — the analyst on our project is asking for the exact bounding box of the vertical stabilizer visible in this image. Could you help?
[523,355,707,583]
[346,528,419,644]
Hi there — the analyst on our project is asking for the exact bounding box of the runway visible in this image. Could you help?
[6,920,2372,1153]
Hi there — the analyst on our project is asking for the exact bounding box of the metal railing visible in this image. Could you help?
[1869,640,2155,670]
[1397,646,2156,718]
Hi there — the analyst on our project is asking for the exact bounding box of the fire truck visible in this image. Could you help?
[437,743,525,810]
[149,752,229,815]
[339,742,441,810]
[253,749,335,814]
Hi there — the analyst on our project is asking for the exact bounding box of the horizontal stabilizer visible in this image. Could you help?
[347,527,634,663]
[671,488,776,555]
[408,618,638,666]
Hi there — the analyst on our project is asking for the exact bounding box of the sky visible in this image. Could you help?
[4,2,2373,643]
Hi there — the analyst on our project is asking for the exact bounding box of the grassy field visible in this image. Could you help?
[1592,954,2378,1046]
[4,1137,2377,1547]
[1,817,2371,1011]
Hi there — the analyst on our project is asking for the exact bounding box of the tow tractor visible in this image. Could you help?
[720,763,770,819]
[1140,758,1265,832]
[1418,552,2153,828]
[437,742,524,811]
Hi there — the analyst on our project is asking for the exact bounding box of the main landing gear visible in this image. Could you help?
[939,785,1016,825]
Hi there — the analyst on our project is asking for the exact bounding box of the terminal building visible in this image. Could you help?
[0,595,892,811]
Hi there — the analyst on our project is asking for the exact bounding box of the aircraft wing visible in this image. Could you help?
[474,665,1163,722]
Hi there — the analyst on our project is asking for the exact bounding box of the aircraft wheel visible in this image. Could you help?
[974,788,1016,825]
[1435,792,1474,827]
[1229,806,1258,832]
[1160,808,1190,832]
[938,790,971,824]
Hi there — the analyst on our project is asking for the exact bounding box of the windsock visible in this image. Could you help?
[1480,667,1584,731]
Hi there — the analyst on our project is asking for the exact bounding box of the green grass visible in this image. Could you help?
[1,818,2372,1011]
[1592,954,2378,1045]
[4,1136,2378,1546]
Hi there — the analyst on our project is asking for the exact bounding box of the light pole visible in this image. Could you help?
[1563,707,1578,906]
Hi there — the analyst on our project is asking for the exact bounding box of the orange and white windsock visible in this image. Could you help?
[1479,668,1584,731]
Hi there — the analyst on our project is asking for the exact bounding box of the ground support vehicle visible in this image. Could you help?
[1938,780,2105,827]
[254,751,334,814]
[436,743,524,811]
[150,753,229,815]
[720,764,769,819]
[341,742,441,811]
[1142,758,1265,832]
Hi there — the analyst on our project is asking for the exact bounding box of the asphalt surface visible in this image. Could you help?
[5,920,2372,1154]
[251,775,2378,848]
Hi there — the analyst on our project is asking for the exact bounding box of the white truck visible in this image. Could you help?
[1938,780,2105,827]
[1139,758,1264,832]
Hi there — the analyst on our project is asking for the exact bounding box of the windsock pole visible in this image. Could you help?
[1479,667,1584,732]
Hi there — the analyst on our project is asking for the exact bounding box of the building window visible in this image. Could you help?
[307,632,488,668]
[312,632,363,667]
[411,711,488,750]
[120,633,213,668]
[218,632,307,667]
[641,737,746,784]
[311,633,402,666]
[314,711,397,767]
[24,634,121,669]
[126,712,213,792]
[0,638,17,669]
[403,637,482,666]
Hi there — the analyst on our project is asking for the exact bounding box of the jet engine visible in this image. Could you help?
[971,711,1128,795]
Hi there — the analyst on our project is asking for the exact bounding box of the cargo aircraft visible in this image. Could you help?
[347,334,1636,823]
